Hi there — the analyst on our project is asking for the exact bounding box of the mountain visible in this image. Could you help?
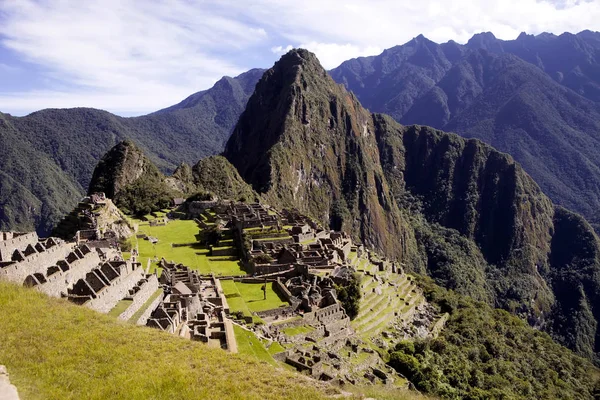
[224,49,418,262]
[466,30,600,102]
[88,141,258,216]
[224,49,600,364]
[87,140,176,216]
[87,136,599,398]
[0,68,264,234]
[330,32,600,232]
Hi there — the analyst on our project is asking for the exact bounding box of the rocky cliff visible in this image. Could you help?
[224,49,600,363]
[330,32,600,233]
[224,49,419,262]
[88,141,175,215]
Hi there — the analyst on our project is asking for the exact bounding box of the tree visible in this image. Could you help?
[335,273,361,319]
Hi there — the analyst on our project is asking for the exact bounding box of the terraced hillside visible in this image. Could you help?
[348,250,444,348]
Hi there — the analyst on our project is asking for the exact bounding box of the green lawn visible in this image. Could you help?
[282,325,315,337]
[107,299,133,318]
[130,219,245,276]
[235,282,289,312]
[221,280,289,321]
[221,280,254,320]
[233,325,278,366]
[265,340,285,355]
[0,282,336,400]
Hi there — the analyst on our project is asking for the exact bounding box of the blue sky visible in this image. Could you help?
[0,0,598,116]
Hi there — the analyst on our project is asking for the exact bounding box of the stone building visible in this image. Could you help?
[147,260,236,352]
[0,230,153,316]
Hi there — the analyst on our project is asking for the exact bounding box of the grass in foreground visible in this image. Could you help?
[233,325,278,367]
[0,282,338,400]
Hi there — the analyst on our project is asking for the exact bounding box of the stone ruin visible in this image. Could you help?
[53,194,107,242]
[145,260,236,352]
[0,230,158,318]
[279,339,399,386]
[247,230,353,276]
[0,199,425,388]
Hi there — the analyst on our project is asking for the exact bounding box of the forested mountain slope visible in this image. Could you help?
[0,68,263,234]
[224,48,600,364]
[330,31,600,231]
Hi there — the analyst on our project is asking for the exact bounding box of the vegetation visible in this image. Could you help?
[335,272,361,320]
[222,47,600,364]
[128,289,163,323]
[387,276,600,399]
[107,299,133,318]
[221,280,289,313]
[131,219,245,276]
[330,31,600,233]
[0,281,338,400]
[281,325,315,337]
[115,173,174,216]
[189,156,259,202]
[0,68,264,235]
[88,141,177,216]
[233,325,279,366]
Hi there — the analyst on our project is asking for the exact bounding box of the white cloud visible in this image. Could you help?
[245,0,600,62]
[271,45,294,55]
[271,42,381,69]
[1,0,599,115]
[0,0,266,114]
[295,42,382,69]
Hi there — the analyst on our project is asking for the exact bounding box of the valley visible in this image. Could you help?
[2,31,600,400]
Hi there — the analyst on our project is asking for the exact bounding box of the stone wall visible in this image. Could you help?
[275,277,293,302]
[303,303,345,325]
[293,232,315,243]
[211,247,236,257]
[117,274,159,321]
[255,305,296,318]
[0,241,73,284]
[0,365,20,400]
[85,265,144,313]
[36,250,101,297]
[135,290,164,326]
[223,312,237,353]
[0,232,38,262]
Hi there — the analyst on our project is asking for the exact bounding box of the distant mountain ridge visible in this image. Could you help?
[0,68,264,234]
[4,28,600,241]
[223,48,600,365]
[330,30,600,231]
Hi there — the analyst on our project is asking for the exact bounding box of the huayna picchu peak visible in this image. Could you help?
[225,48,600,366]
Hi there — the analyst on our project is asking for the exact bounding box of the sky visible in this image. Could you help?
[0,0,598,116]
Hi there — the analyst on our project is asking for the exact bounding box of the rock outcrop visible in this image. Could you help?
[224,49,419,263]
[87,141,175,215]
[0,366,20,400]
[224,49,600,363]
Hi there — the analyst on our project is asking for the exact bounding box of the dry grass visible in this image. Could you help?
[0,281,340,400]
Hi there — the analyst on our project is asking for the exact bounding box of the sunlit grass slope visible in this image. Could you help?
[130,219,245,276]
[0,282,338,400]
